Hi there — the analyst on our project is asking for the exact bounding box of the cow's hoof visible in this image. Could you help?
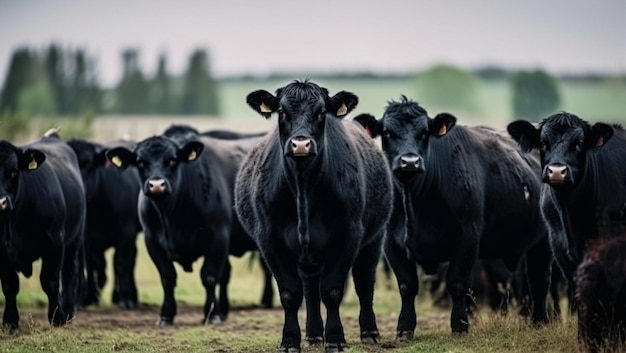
[277,345,300,353]
[203,315,224,325]
[396,330,414,341]
[361,331,380,344]
[325,342,347,353]
[118,300,137,310]
[304,336,323,347]
[3,322,18,332]
[156,317,173,327]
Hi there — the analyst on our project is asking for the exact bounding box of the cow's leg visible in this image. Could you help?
[259,256,274,308]
[302,273,323,347]
[113,230,138,310]
[95,251,108,302]
[446,222,480,333]
[216,259,231,321]
[523,238,552,325]
[352,236,384,345]
[201,231,228,324]
[83,243,101,307]
[0,257,20,329]
[61,240,82,322]
[384,235,418,341]
[40,243,67,326]
[145,237,177,326]
[261,244,303,353]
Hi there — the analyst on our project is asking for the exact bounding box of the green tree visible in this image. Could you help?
[414,64,481,114]
[44,43,68,114]
[180,49,219,115]
[116,49,150,114]
[511,69,561,120]
[17,80,57,115]
[71,49,101,114]
[150,53,173,114]
[0,48,38,113]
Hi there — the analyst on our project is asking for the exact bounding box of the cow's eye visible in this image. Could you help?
[540,141,547,150]
[137,160,145,168]
[575,140,584,151]
[278,109,288,121]
[8,169,17,179]
[382,130,391,139]
[167,158,177,166]
[316,110,326,121]
[417,132,427,141]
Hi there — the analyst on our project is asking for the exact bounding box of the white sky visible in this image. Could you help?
[1,0,625,87]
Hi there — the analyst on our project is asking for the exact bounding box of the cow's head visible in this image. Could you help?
[0,140,46,212]
[507,112,613,191]
[105,136,203,198]
[246,79,358,161]
[67,139,110,200]
[354,96,456,180]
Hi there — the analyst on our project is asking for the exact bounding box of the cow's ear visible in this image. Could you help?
[105,147,136,170]
[507,120,540,153]
[178,141,204,162]
[246,90,278,119]
[589,123,614,148]
[94,146,109,167]
[353,114,383,138]
[19,149,46,171]
[430,113,457,138]
[330,91,359,117]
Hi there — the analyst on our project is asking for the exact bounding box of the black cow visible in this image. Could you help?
[0,130,86,328]
[67,138,142,309]
[355,96,552,337]
[575,224,626,353]
[106,130,264,326]
[507,113,626,273]
[162,124,275,308]
[235,80,393,353]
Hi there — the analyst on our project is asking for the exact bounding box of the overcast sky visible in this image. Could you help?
[1,0,625,87]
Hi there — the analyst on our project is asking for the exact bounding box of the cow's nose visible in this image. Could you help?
[148,179,166,194]
[0,196,9,212]
[290,137,312,156]
[547,164,568,184]
[400,155,421,170]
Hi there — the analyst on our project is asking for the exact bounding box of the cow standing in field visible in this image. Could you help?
[235,80,393,353]
[507,112,626,349]
[106,130,264,325]
[67,138,142,309]
[0,130,86,328]
[355,96,552,337]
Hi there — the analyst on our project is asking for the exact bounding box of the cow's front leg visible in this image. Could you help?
[113,229,139,310]
[145,236,177,326]
[352,236,384,345]
[0,255,20,329]
[446,226,479,333]
[40,244,67,326]
[201,228,229,324]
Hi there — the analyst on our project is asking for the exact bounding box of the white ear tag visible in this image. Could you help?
[28,155,38,170]
[438,124,447,136]
[111,155,123,167]
[260,103,272,113]
[188,150,197,161]
[337,104,348,116]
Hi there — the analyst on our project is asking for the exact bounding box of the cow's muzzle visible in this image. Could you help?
[543,164,569,185]
[0,196,13,212]
[145,178,169,196]
[285,136,317,158]
[393,154,424,175]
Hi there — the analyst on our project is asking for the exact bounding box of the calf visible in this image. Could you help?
[507,113,626,297]
[235,80,393,352]
[0,130,86,328]
[106,131,264,325]
[355,96,552,337]
[67,138,142,309]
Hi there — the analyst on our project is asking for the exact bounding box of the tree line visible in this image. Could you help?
[0,44,220,116]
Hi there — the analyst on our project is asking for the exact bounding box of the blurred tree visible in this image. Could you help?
[71,49,101,114]
[150,53,173,114]
[180,49,219,115]
[414,64,481,115]
[511,69,561,120]
[18,80,57,116]
[0,47,38,113]
[44,43,68,114]
[116,49,150,114]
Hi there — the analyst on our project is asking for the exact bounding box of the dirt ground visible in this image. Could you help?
[12,303,450,352]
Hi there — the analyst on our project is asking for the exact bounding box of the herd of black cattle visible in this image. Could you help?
[0,79,625,352]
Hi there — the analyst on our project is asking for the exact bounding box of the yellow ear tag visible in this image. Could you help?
[337,103,348,116]
[188,150,197,161]
[438,124,447,136]
[28,155,38,170]
[111,155,123,167]
[260,102,272,113]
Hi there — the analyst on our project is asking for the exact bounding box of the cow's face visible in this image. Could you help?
[246,80,358,161]
[106,136,203,198]
[508,112,612,191]
[67,139,109,200]
[354,97,456,180]
[0,141,46,212]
